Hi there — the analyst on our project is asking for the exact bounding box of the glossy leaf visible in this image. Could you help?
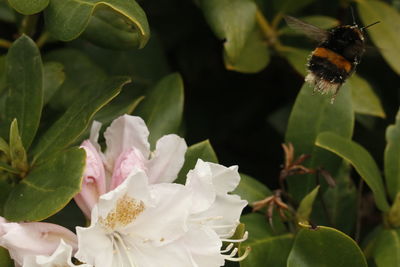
[233,173,272,204]
[347,75,385,118]
[287,225,367,267]
[175,140,218,184]
[32,76,130,163]
[4,147,85,221]
[0,178,13,216]
[321,163,356,234]
[372,229,400,267]
[357,0,400,75]
[83,7,144,49]
[386,192,400,228]
[285,83,354,202]
[200,0,257,62]
[283,47,309,76]
[9,120,28,173]
[273,0,314,13]
[0,2,15,23]
[384,109,400,200]
[8,0,49,15]
[224,27,270,73]
[240,214,293,267]
[135,73,184,145]
[5,35,43,149]
[43,62,65,105]
[0,247,13,267]
[44,0,150,48]
[45,49,106,110]
[297,185,319,223]
[316,132,390,212]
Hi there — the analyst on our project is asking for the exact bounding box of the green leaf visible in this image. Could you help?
[282,47,309,76]
[320,163,357,234]
[82,7,145,49]
[4,147,85,221]
[94,95,144,126]
[8,0,48,15]
[384,109,400,200]
[5,35,43,149]
[273,0,315,13]
[200,0,257,62]
[386,192,400,228]
[0,162,19,174]
[9,119,28,173]
[357,0,400,75]
[0,247,13,267]
[0,177,13,216]
[316,132,390,212]
[297,185,319,223]
[233,173,272,204]
[285,83,354,202]
[135,73,184,146]
[44,0,150,48]
[43,62,65,105]
[45,49,106,110]
[175,140,218,184]
[0,56,7,96]
[372,229,400,267]
[347,74,385,118]
[0,2,15,23]
[287,225,367,267]
[0,136,10,158]
[240,214,293,267]
[280,16,339,35]
[224,26,270,73]
[32,76,130,164]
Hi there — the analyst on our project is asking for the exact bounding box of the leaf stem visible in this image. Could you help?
[0,39,12,48]
[36,31,50,48]
[19,15,39,37]
[255,9,284,51]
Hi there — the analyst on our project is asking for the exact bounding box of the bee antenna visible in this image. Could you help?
[350,6,357,25]
[362,21,380,29]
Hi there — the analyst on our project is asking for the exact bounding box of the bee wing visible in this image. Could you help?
[284,16,329,42]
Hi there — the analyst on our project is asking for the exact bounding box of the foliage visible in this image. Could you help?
[0,0,400,266]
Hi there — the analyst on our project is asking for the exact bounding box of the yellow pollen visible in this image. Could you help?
[99,194,145,230]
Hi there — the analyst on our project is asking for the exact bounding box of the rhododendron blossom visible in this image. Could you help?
[0,217,79,267]
[75,115,187,218]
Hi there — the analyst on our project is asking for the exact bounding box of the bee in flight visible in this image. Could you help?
[284,14,379,103]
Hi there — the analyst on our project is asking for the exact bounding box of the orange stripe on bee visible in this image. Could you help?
[312,47,352,73]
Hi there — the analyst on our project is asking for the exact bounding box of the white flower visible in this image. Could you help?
[0,217,78,266]
[75,160,249,267]
[75,115,187,218]
[183,160,249,265]
[75,169,194,267]
[23,240,92,267]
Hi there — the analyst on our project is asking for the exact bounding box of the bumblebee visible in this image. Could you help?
[284,15,379,103]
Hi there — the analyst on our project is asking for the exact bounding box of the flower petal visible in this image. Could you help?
[110,147,147,190]
[23,239,90,267]
[207,162,241,194]
[75,225,113,267]
[146,134,187,184]
[183,226,224,267]
[74,140,107,218]
[124,182,191,245]
[104,115,150,171]
[0,219,77,266]
[91,169,152,224]
[185,160,216,214]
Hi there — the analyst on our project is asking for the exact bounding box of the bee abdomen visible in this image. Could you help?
[308,47,352,84]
